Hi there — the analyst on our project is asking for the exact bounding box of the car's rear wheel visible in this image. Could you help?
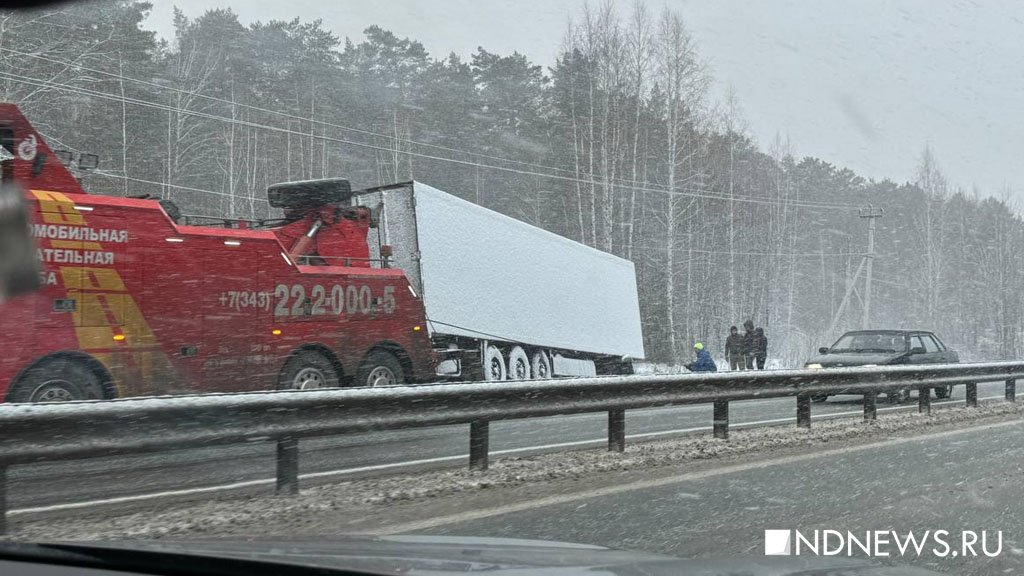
[934,385,952,399]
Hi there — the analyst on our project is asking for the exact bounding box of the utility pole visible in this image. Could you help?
[859,206,884,329]
[824,209,884,337]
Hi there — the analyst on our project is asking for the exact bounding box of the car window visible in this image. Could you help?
[832,333,904,352]
[910,336,926,351]
[922,335,941,353]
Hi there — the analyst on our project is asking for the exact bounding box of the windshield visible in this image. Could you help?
[830,333,908,354]
[0,2,1018,575]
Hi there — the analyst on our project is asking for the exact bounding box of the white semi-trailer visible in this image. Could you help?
[354,181,645,381]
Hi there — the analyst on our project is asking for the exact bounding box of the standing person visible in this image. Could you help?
[725,326,745,370]
[685,342,717,372]
[742,319,756,370]
[754,327,768,370]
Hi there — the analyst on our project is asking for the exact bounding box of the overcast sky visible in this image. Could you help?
[145,0,1024,203]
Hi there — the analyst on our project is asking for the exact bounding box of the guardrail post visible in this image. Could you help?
[918,387,931,415]
[713,400,729,439]
[608,409,625,452]
[275,438,299,496]
[966,382,978,407]
[1007,379,1016,402]
[0,465,7,536]
[863,393,876,421]
[469,420,489,471]
[796,394,811,428]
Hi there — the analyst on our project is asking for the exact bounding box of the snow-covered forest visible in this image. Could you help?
[1,1,1021,365]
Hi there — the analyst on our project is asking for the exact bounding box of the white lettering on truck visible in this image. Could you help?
[31,224,128,243]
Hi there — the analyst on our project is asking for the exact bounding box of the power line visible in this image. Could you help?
[619,241,871,258]
[3,68,850,210]
[89,170,270,203]
[0,68,859,211]
[2,47,668,189]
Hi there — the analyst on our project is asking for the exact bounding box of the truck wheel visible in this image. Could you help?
[278,350,340,390]
[8,357,101,403]
[507,346,530,380]
[357,351,405,387]
[934,385,952,399]
[531,350,552,379]
[483,345,507,381]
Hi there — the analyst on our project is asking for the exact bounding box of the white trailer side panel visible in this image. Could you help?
[362,182,645,359]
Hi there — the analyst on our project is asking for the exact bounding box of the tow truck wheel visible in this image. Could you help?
[531,350,552,379]
[278,350,340,390]
[8,357,101,403]
[934,385,953,399]
[357,351,405,387]
[483,345,507,381]
[507,346,530,380]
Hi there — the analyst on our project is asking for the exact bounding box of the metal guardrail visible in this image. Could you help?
[0,361,1022,533]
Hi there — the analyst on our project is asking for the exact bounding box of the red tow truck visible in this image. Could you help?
[0,103,436,402]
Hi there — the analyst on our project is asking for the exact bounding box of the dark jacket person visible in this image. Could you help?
[753,327,768,370]
[725,326,745,370]
[742,319,756,369]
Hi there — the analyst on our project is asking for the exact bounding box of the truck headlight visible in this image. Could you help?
[805,363,823,370]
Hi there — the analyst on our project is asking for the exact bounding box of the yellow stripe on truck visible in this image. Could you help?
[31,191,176,395]
[31,190,84,225]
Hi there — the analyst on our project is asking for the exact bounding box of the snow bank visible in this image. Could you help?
[9,400,1021,541]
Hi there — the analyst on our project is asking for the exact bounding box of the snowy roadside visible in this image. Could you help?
[9,400,1023,540]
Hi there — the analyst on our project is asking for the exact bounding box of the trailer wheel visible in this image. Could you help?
[483,345,507,381]
[531,350,552,379]
[278,350,340,390]
[8,357,102,403]
[508,346,530,380]
[357,350,405,387]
